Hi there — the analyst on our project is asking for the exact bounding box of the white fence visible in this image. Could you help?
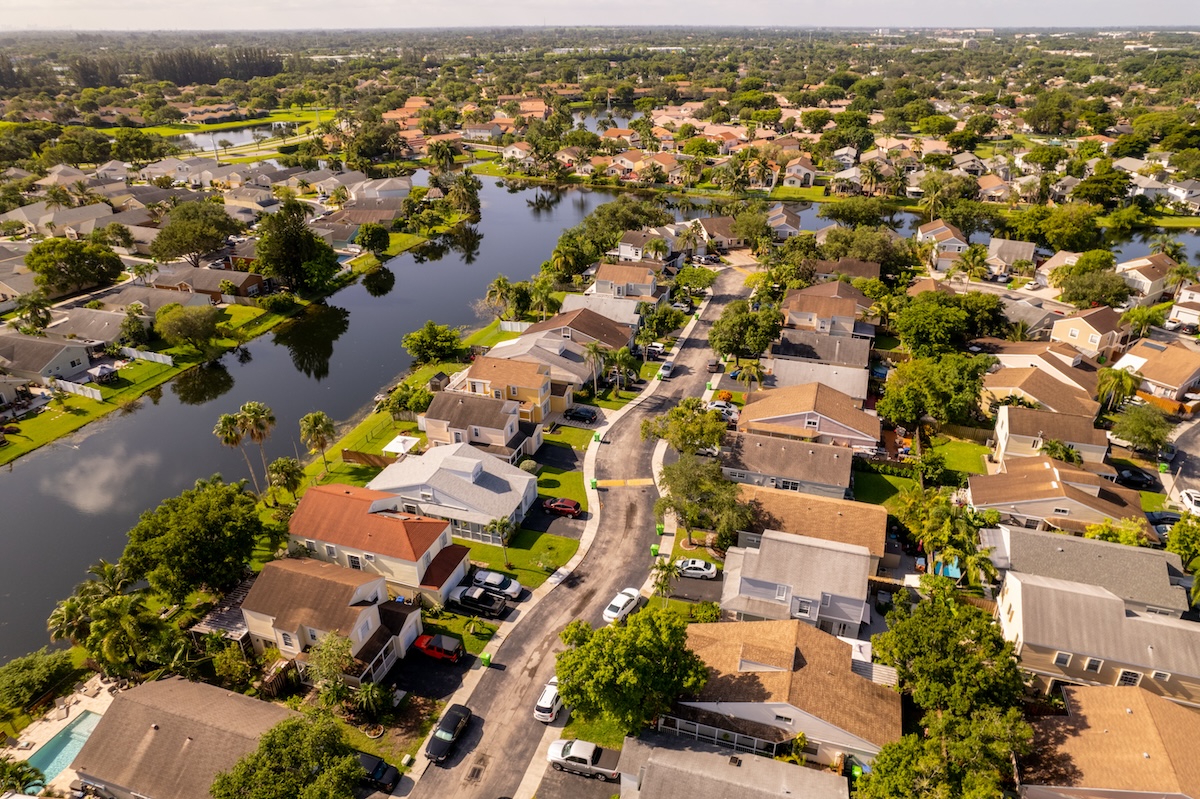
[52,379,102,402]
[499,320,532,333]
[120,347,174,366]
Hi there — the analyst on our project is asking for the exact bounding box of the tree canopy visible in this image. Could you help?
[155,303,222,356]
[707,299,780,361]
[876,353,994,427]
[402,320,461,364]
[149,200,241,268]
[210,713,364,799]
[254,198,340,293]
[641,397,728,455]
[26,237,122,293]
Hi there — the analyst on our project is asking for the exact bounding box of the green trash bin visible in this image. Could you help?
[590,478,597,489]
[1158,462,1169,473]
[593,432,601,442]
[656,523,665,536]
[706,381,712,391]
[650,544,660,557]
[480,652,492,668]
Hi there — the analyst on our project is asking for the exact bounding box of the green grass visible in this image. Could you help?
[669,532,722,568]
[536,447,589,511]
[0,708,34,739]
[465,319,519,350]
[854,472,917,511]
[136,108,323,137]
[463,528,579,590]
[422,613,498,656]
[638,359,662,381]
[874,334,902,351]
[768,185,828,203]
[562,712,628,749]
[929,437,989,475]
[346,232,428,271]
[544,423,594,451]
[1141,491,1169,512]
[335,694,441,771]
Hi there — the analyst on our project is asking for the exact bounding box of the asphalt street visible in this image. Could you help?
[407,266,748,799]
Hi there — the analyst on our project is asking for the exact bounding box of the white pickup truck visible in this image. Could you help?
[546,739,620,781]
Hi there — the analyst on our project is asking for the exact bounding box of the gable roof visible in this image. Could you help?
[808,257,881,281]
[685,620,902,748]
[1117,339,1200,390]
[425,391,516,431]
[987,237,1037,265]
[243,558,378,633]
[968,456,1145,530]
[697,216,736,240]
[465,355,549,388]
[983,367,1100,417]
[1023,686,1200,797]
[523,307,630,350]
[739,383,881,439]
[594,262,657,285]
[720,432,853,490]
[289,484,450,562]
[71,678,295,799]
[1000,406,1106,447]
[487,335,593,385]
[769,330,871,367]
[1056,305,1126,337]
[736,486,886,560]
[1118,252,1177,282]
[0,332,88,373]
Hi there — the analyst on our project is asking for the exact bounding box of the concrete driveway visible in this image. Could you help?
[386,650,475,702]
[534,767,618,799]
[670,572,724,603]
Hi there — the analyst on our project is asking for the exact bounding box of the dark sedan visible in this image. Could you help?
[425,703,472,764]
[448,586,507,618]
[357,751,399,792]
[563,406,598,423]
[1115,467,1161,491]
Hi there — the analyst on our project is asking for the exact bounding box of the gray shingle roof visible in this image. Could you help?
[769,330,871,367]
[424,391,516,432]
[721,432,853,491]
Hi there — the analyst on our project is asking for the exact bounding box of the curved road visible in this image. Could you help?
[409,266,748,799]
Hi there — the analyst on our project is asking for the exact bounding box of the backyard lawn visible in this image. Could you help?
[464,527,579,590]
[562,712,628,750]
[854,472,918,511]
[1141,491,1169,512]
[929,436,990,474]
[768,185,828,203]
[669,532,723,568]
[543,423,594,451]
[421,612,498,656]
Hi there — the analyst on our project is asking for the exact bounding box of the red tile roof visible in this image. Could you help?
[290,484,449,562]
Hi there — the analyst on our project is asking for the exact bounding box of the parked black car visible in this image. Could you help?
[563,405,598,423]
[357,751,400,793]
[1147,510,1182,527]
[1115,467,1161,491]
[448,585,507,618]
[425,704,472,764]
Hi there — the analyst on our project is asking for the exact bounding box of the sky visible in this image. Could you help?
[1,0,1198,32]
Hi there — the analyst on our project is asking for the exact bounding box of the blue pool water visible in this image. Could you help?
[26,710,102,790]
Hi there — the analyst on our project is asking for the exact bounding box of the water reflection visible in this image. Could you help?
[410,224,483,265]
[527,190,564,213]
[362,266,396,298]
[271,303,351,381]
[39,443,162,515]
[171,361,235,405]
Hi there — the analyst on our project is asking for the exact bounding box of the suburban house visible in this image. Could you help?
[422,391,542,461]
[781,156,818,188]
[808,257,881,282]
[287,484,470,604]
[1035,250,1080,287]
[987,237,1037,274]
[669,620,902,767]
[1048,306,1128,360]
[981,524,1189,618]
[916,219,968,254]
[70,678,296,799]
[760,358,869,401]
[1117,253,1177,306]
[462,122,503,142]
[486,336,594,414]
[831,146,858,168]
[103,285,211,316]
[587,262,665,307]
[736,383,881,449]
[779,282,874,339]
[767,330,871,371]
[522,307,633,351]
[602,127,642,148]
[1169,283,1200,327]
[501,141,534,167]
[966,456,1147,536]
[1021,686,1200,799]
[736,486,890,576]
[697,216,745,250]
[766,203,804,239]
[614,229,684,266]
[1113,339,1200,402]
[447,355,552,423]
[972,339,1101,398]
[993,405,1109,469]
[365,443,538,544]
[982,367,1101,418]
[150,265,265,300]
[559,292,643,329]
[241,558,423,685]
[618,735,849,799]
[996,571,1200,706]
[977,174,1012,201]
[0,332,91,385]
[719,432,853,499]
[722,531,871,635]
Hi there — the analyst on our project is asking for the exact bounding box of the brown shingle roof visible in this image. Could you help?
[1123,339,1200,389]
[1060,305,1127,337]
[685,620,902,748]
[466,355,550,389]
[243,559,377,636]
[1001,406,1106,447]
[968,457,1146,531]
[737,485,885,559]
[523,307,630,350]
[740,383,881,439]
[289,484,450,562]
[594,262,657,285]
[984,368,1100,417]
[1023,686,1200,796]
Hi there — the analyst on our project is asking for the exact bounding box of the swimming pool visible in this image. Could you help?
[25,710,102,791]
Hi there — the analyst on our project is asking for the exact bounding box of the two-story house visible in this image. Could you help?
[422,392,542,462]
[448,355,552,423]
[288,484,470,604]
[781,156,817,188]
[982,367,1101,418]
[1117,253,1177,306]
[719,432,854,499]
[487,336,595,415]
[766,203,803,239]
[1049,306,1129,360]
[779,282,874,339]
[993,405,1109,469]
[1169,282,1200,327]
[997,571,1200,707]
[602,127,642,148]
[366,443,538,544]
[1035,250,1080,287]
[522,307,633,351]
[737,383,881,449]
[501,141,534,167]
[722,531,871,635]
[1113,339,1200,402]
[241,558,424,685]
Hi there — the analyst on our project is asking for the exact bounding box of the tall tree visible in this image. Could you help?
[1096,366,1141,412]
[13,291,52,332]
[641,397,728,455]
[84,594,171,677]
[268,457,304,501]
[354,222,390,260]
[299,410,336,471]
[149,201,241,268]
[26,238,122,293]
[1122,305,1166,338]
[214,412,261,494]
[0,756,45,795]
[1112,403,1173,454]
[236,401,277,486]
[255,198,338,292]
[484,517,515,567]
[708,299,780,362]
[582,340,610,394]
[210,714,364,799]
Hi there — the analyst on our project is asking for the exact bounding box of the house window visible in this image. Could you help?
[1054,652,1071,668]
[281,633,294,649]
[778,479,801,492]
[1068,328,1079,339]
[324,544,337,558]
[795,599,811,615]
[775,584,787,602]
[453,431,462,443]
[493,390,502,399]
[805,419,819,428]
[510,386,518,397]
[421,552,432,569]
[801,740,820,757]
[1085,658,1103,673]
[356,618,371,641]
[347,555,361,570]
[1088,334,1100,345]
[1145,606,1173,616]
[1152,671,1171,682]
[1053,508,1070,516]
[1006,605,1014,622]
[561,329,571,338]
[305,539,316,552]
[364,553,375,563]
[1117,670,1142,687]
[728,470,747,480]
[472,427,480,437]
[403,503,418,514]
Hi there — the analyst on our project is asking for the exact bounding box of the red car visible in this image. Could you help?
[543,498,583,518]
[413,634,464,663]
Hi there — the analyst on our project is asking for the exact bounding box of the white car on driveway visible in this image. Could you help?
[674,558,718,580]
[705,400,739,421]
[1181,489,1200,514]
[602,588,641,623]
[472,570,523,600]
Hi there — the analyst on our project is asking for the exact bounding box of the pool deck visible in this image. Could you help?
[10,674,114,793]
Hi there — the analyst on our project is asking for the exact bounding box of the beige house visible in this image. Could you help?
[1169,282,1200,327]
[993,405,1108,467]
[422,391,541,462]
[1048,306,1128,360]
[779,282,873,338]
[1117,252,1176,306]
[486,335,594,414]
[997,571,1200,707]
[737,383,881,449]
[588,263,664,305]
[972,339,1102,397]
[241,558,423,686]
[288,484,470,604]
[982,367,1100,418]
[522,307,633,351]
[1113,339,1200,402]
[781,156,817,187]
[448,355,552,423]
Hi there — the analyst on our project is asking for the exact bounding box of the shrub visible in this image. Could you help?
[0,647,74,710]
[715,390,733,403]
[519,458,541,474]
[257,292,297,313]
[84,299,103,309]
[690,601,722,623]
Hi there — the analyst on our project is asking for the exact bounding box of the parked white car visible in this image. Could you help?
[1180,489,1200,514]
[534,676,564,723]
[674,558,718,580]
[602,588,641,623]
[472,570,523,600]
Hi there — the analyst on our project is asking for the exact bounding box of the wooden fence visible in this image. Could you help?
[939,423,993,444]
[341,449,398,468]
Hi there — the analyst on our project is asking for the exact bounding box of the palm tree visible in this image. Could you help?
[676,221,701,258]
[484,517,516,567]
[918,180,946,221]
[737,360,764,397]
[1166,262,1198,299]
[69,180,100,206]
[427,140,456,174]
[484,273,514,320]
[14,291,52,332]
[528,273,558,321]
[77,559,131,604]
[236,401,276,488]
[682,158,704,187]
[328,185,349,209]
[1040,439,1083,465]
[644,237,669,261]
[1122,305,1165,338]
[1096,366,1142,412]
[300,410,336,471]
[84,593,167,676]
[868,293,901,332]
[609,346,639,395]
[1007,320,1031,341]
[354,681,389,722]
[1150,234,1186,263]
[651,558,681,608]
[0,756,45,795]
[214,413,261,494]
[47,595,91,646]
[268,456,304,501]
[583,340,610,394]
[951,243,990,283]
[860,160,883,196]
[43,185,72,210]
